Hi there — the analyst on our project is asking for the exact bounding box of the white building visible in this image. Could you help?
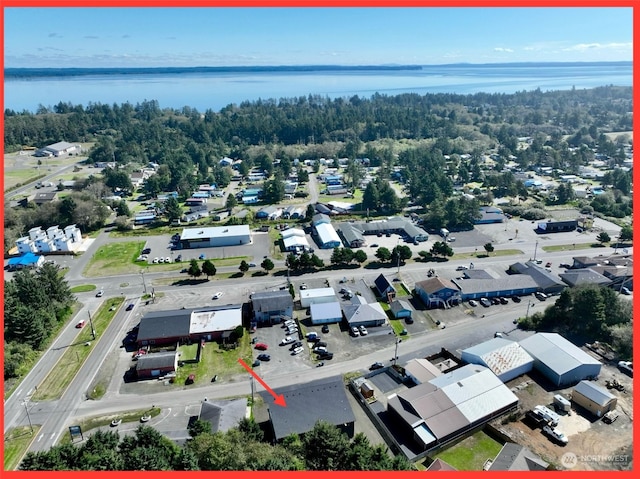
[16,224,82,254]
[461,338,534,383]
[300,288,337,308]
[179,225,251,249]
[314,222,341,249]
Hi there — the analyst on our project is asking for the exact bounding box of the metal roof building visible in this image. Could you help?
[519,333,602,387]
[179,225,251,248]
[300,287,337,308]
[314,222,342,249]
[572,380,617,417]
[387,364,518,451]
[461,338,534,382]
[310,301,342,325]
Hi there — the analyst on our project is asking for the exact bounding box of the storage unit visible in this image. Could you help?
[553,394,571,412]
[300,288,337,308]
[572,380,617,418]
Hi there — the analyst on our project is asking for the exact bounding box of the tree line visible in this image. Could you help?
[19,420,412,471]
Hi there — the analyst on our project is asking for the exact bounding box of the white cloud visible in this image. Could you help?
[494,47,514,53]
[562,42,632,52]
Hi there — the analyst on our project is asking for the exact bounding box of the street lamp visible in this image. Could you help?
[87,310,96,340]
[393,338,402,365]
[22,398,34,434]
[533,240,539,262]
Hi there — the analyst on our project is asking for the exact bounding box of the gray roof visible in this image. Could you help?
[509,261,566,290]
[199,398,247,433]
[489,443,549,471]
[137,309,192,343]
[390,299,412,314]
[519,333,601,377]
[415,277,459,294]
[251,290,294,313]
[337,222,364,244]
[463,269,494,280]
[453,276,537,295]
[310,301,342,321]
[560,268,611,287]
[261,376,355,440]
[136,351,177,370]
[312,213,331,225]
[342,302,387,324]
[573,380,617,406]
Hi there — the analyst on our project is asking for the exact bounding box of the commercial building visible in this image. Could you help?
[314,222,342,249]
[519,333,602,387]
[387,364,518,451]
[461,338,534,383]
[310,302,343,325]
[414,277,461,308]
[281,228,310,252]
[7,252,45,271]
[536,219,578,233]
[571,380,617,418]
[342,296,387,328]
[250,290,294,325]
[178,225,251,249]
[261,376,356,441]
[300,287,337,308]
[35,141,78,157]
[136,351,178,380]
[475,206,505,224]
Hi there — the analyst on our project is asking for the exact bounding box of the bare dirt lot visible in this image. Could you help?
[491,361,633,471]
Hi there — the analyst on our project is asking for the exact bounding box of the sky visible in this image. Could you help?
[3,6,633,68]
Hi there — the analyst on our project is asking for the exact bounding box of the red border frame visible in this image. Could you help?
[1,1,637,478]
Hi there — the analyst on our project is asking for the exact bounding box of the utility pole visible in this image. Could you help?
[526,300,533,320]
[22,398,34,434]
[88,310,96,340]
[396,238,401,274]
[141,269,147,294]
[393,338,401,365]
[533,240,539,262]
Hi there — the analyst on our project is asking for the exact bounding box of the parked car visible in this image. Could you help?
[359,325,368,336]
[306,332,318,340]
[152,257,159,264]
[468,299,478,307]
[165,257,171,263]
[322,324,330,333]
[351,327,360,337]
[199,253,206,260]
[313,346,328,354]
[175,254,182,262]
[252,359,261,367]
[299,283,308,290]
[289,341,303,350]
[291,346,304,355]
[254,343,268,350]
[158,257,165,263]
[75,320,85,328]
[542,425,568,445]
[369,362,384,371]
[512,296,522,303]
[317,351,334,360]
[499,297,509,305]
[96,289,104,297]
[620,286,631,295]
[545,262,552,268]
[142,248,151,255]
[456,265,468,271]
[212,291,224,300]
[559,263,571,269]
[257,353,271,361]
[535,291,548,301]
[110,419,122,427]
[126,303,135,311]
[491,297,501,305]
[140,414,151,423]
[618,360,633,377]
[480,298,491,307]
[400,328,408,336]
[248,263,256,267]
[280,336,295,345]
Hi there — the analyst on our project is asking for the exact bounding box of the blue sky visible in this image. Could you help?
[4,7,633,68]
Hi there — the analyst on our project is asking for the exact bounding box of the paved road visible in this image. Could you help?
[4,215,630,457]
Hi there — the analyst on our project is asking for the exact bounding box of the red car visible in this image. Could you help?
[254,343,268,350]
[75,320,85,328]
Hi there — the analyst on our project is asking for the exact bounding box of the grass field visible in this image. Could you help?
[31,297,124,401]
[542,242,602,252]
[453,249,523,260]
[83,241,146,277]
[70,284,97,293]
[431,430,503,470]
[3,425,41,471]
[174,334,253,386]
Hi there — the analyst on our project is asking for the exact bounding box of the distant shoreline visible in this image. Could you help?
[3,61,631,79]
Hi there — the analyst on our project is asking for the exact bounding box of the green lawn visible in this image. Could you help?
[432,430,503,470]
[83,241,146,277]
[70,284,97,293]
[542,242,602,252]
[173,333,253,386]
[31,297,125,401]
[453,248,523,260]
[3,426,40,471]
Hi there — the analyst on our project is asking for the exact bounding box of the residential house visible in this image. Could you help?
[136,351,178,380]
[374,273,396,302]
[33,191,58,205]
[414,277,461,308]
[488,443,549,471]
[198,398,248,433]
[342,296,387,328]
[389,299,413,320]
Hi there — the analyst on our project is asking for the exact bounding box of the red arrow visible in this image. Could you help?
[238,358,287,407]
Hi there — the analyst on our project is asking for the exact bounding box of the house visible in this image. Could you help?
[427,459,457,471]
[342,298,387,328]
[7,252,45,271]
[134,212,157,225]
[488,443,549,471]
[219,156,234,166]
[310,302,343,325]
[519,333,602,387]
[260,376,355,441]
[250,290,294,325]
[389,299,413,320]
[571,380,617,418]
[32,191,58,205]
[198,398,248,433]
[414,277,461,309]
[373,274,396,302]
[475,206,504,224]
[136,351,178,380]
[256,206,282,220]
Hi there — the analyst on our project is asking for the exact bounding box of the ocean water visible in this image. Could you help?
[3,63,632,113]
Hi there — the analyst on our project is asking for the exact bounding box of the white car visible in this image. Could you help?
[468,299,478,307]
[359,325,368,336]
[212,292,224,299]
[165,257,171,263]
[291,346,304,355]
[152,257,159,264]
[351,327,360,337]
[158,257,165,263]
[96,289,104,297]
[280,336,295,345]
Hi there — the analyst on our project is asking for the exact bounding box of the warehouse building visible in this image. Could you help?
[314,222,342,249]
[461,338,534,383]
[300,287,337,308]
[310,302,343,325]
[519,333,602,387]
[178,225,251,249]
[387,364,518,451]
[571,380,617,418]
[281,228,310,252]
